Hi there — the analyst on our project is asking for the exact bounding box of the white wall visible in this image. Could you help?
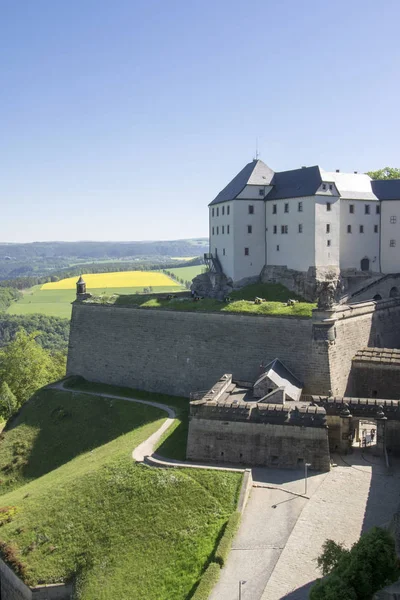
[209,202,235,279]
[266,196,316,271]
[315,195,340,268]
[339,199,380,272]
[232,198,266,281]
[381,200,400,273]
[236,184,272,200]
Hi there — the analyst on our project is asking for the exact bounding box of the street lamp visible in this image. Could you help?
[239,580,247,599]
[304,463,311,495]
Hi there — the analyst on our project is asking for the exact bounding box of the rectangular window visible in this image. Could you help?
[247,225,252,234]
[216,226,219,235]
[212,227,215,235]
[281,225,288,234]
[227,205,230,215]
[365,204,370,215]
[276,245,280,251]
[374,225,378,233]
[326,202,331,211]
[284,203,289,213]
[273,204,277,214]
[360,225,364,233]
[227,225,230,234]
[222,225,224,234]
[347,225,352,233]
[322,184,326,190]
[248,205,254,214]
[329,184,333,190]
[326,223,331,233]
[259,188,265,196]
[390,216,397,224]
[298,201,303,212]
[390,239,396,247]
[212,208,215,217]
[244,247,249,256]
[222,206,225,215]
[327,240,331,247]
[273,225,277,234]
[350,204,354,214]
[298,224,303,233]
[376,205,380,215]
[215,248,218,256]
[216,207,219,217]
[223,248,225,256]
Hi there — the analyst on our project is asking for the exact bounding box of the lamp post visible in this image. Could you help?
[239,580,246,599]
[304,463,311,495]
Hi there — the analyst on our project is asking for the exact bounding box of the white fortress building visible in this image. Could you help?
[203,159,400,299]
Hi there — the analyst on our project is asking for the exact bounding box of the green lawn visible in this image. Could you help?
[87,282,316,318]
[167,265,205,281]
[0,387,241,599]
[7,284,183,319]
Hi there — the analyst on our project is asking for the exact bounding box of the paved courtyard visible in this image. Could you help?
[212,449,400,600]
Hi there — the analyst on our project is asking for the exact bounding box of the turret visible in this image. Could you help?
[76,276,91,301]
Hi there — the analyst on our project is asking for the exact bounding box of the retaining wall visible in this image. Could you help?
[0,558,72,600]
[67,299,400,398]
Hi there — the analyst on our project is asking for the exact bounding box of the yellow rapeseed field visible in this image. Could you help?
[41,271,180,290]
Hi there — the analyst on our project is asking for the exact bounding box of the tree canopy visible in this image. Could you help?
[367,167,400,180]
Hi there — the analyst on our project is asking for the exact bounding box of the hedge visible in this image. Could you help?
[191,562,221,600]
[214,511,241,567]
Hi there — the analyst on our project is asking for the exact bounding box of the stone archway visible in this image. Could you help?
[390,286,399,298]
[361,257,370,272]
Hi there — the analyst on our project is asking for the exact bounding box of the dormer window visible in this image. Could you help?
[329,184,333,190]
[322,184,327,191]
[259,188,265,196]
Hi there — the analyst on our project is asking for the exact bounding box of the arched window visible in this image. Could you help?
[373,294,382,301]
[390,287,399,298]
[361,258,370,271]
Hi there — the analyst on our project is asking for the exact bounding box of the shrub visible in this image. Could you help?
[214,512,241,567]
[310,528,399,600]
[190,562,221,600]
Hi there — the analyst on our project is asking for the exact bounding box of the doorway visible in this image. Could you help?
[361,258,370,271]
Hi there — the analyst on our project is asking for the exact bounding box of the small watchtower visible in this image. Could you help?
[76,276,91,301]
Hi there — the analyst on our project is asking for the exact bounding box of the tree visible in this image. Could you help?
[0,329,66,407]
[0,382,18,419]
[367,167,400,180]
[310,528,399,600]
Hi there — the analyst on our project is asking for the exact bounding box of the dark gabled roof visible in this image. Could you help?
[371,179,400,200]
[209,159,274,206]
[266,166,322,200]
[256,358,303,402]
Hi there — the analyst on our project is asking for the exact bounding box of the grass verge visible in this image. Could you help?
[85,282,315,318]
[0,387,242,599]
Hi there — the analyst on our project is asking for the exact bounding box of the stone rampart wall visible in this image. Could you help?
[0,558,72,600]
[351,363,400,400]
[67,299,400,398]
[186,419,330,471]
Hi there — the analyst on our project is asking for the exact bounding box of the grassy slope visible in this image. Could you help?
[0,388,241,599]
[89,282,315,318]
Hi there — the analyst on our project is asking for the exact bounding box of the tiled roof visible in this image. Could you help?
[353,347,400,366]
[209,159,274,205]
[266,166,322,200]
[371,179,400,201]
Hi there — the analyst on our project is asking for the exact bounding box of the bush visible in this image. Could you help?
[310,528,399,600]
[190,562,221,600]
[214,512,241,567]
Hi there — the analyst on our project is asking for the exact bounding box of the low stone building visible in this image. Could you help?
[187,372,330,472]
[350,348,400,400]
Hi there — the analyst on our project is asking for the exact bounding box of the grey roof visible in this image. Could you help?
[266,166,322,200]
[371,180,400,200]
[255,358,303,402]
[209,159,274,205]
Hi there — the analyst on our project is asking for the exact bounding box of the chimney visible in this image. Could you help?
[354,171,358,174]
[301,166,306,169]
[336,169,340,173]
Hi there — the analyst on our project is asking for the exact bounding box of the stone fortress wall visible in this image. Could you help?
[67,298,400,398]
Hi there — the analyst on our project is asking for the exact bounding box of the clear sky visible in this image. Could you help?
[1,0,400,243]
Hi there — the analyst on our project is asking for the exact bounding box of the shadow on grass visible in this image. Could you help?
[0,387,167,492]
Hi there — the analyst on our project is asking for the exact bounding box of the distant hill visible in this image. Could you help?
[0,238,208,260]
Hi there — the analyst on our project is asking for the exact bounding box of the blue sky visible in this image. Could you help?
[1,0,399,243]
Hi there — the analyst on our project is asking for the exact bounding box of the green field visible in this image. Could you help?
[7,283,182,319]
[0,387,241,599]
[168,265,204,280]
